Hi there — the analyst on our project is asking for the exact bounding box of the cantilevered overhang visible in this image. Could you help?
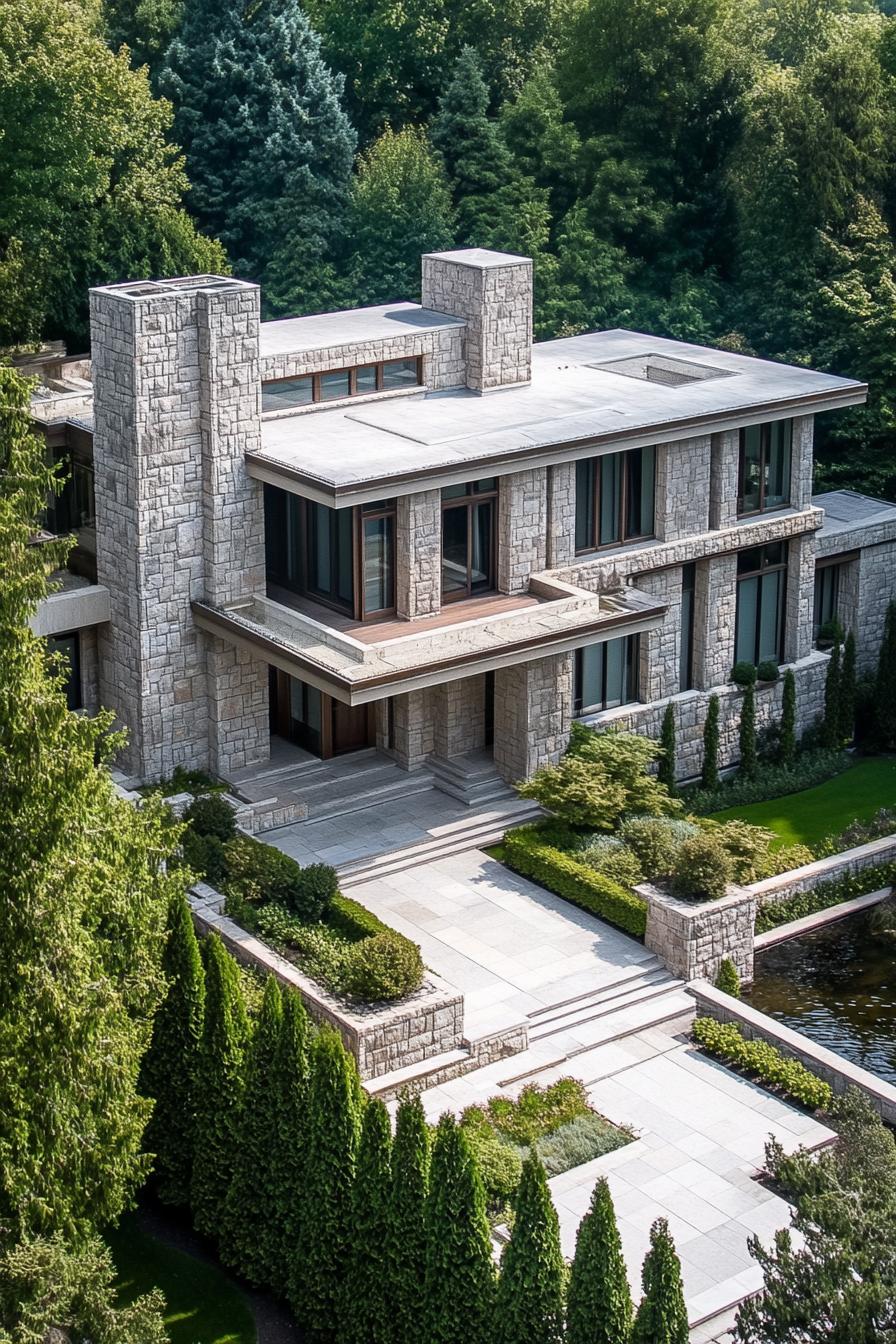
[192,576,665,705]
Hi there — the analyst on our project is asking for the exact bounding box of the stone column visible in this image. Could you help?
[396,489,441,620]
[636,568,683,701]
[784,531,816,664]
[790,416,814,511]
[421,249,532,392]
[390,689,433,770]
[546,462,576,567]
[693,554,737,689]
[493,653,573,784]
[497,468,547,593]
[709,430,739,530]
[432,676,486,757]
[654,436,711,542]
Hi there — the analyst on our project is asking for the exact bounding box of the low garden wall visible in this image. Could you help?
[746,834,896,906]
[689,981,896,1125]
[640,882,757,982]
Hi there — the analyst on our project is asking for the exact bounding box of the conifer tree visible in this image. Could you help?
[390,1095,431,1344]
[779,668,797,765]
[268,987,311,1295]
[701,694,720,791]
[140,889,205,1206]
[290,1029,361,1342]
[632,1218,688,1344]
[739,682,757,775]
[839,630,857,745]
[658,704,676,791]
[495,1151,564,1344]
[876,600,896,749]
[424,1113,496,1344]
[339,1098,393,1344]
[221,976,283,1281]
[160,0,355,307]
[566,1177,633,1344]
[190,935,249,1241]
[823,638,842,748]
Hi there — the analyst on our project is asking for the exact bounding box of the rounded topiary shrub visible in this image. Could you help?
[295,862,339,922]
[671,833,734,902]
[731,661,757,687]
[756,659,780,683]
[341,932,424,1002]
[619,816,698,880]
[184,792,236,841]
[579,836,644,888]
[223,835,303,908]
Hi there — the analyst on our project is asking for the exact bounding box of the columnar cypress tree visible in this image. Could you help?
[494,1152,564,1344]
[658,704,676,791]
[424,1114,496,1344]
[779,668,797,764]
[221,976,283,1281]
[631,1218,688,1344]
[269,987,311,1295]
[566,1177,633,1344]
[390,1095,431,1344]
[739,682,757,775]
[339,1098,393,1344]
[839,631,857,745]
[876,600,896,749]
[701,694,720,790]
[290,1029,361,1343]
[823,639,843,747]
[190,935,249,1241]
[140,889,205,1206]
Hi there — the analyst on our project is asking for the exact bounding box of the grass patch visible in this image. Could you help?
[483,842,506,862]
[710,756,896,850]
[106,1213,256,1344]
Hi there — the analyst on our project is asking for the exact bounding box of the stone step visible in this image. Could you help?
[528,977,685,1043]
[365,1046,473,1100]
[525,957,666,1020]
[301,769,435,822]
[336,801,541,886]
[428,753,516,807]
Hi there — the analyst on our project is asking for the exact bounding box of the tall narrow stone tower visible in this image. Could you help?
[90,275,269,781]
[421,249,533,392]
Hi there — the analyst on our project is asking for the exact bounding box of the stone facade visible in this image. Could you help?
[421,250,532,392]
[654,436,711,541]
[432,676,487,758]
[643,882,757,982]
[546,462,576,567]
[396,489,442,620]
[498,468,548,592]
[493,653,573,783]
[261,324,467,394]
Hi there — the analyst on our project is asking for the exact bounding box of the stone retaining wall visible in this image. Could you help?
[689,980,896,1125]
[642,882,757,982]
[746,834,896,906]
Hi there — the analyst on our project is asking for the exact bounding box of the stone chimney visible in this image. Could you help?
[421,248,532,393]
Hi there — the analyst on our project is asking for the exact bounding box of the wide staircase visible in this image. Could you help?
[230,748,435,824]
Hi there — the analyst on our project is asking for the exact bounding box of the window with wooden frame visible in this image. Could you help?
[261,356,423,413]
[737,420,792,516]
[575,446,655,553]
[440,479,498,603]
[734,541,788,665]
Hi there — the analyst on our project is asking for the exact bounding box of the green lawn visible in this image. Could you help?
[711,756,896,849]
[106,1213,256,1344]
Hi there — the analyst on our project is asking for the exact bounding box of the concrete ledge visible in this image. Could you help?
[688,980,896,1125]
[747,834,896,906]
[755,888,892,949]
[32,583,111,636]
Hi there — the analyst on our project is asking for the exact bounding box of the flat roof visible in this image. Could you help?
[250,329,866,503]
[260,302,464,359]
[814,488,896,537]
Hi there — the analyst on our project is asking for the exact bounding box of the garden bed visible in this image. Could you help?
[692,1016,833,1112]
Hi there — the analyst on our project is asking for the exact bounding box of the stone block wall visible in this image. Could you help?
[790,416,814,510]
[390,688,434,770]
[421,251,532,392]
[784,531,816,664]
[547,462,576,566]
[396,489,441,619]
[642,882,757,982]
[709,430,739,529]
[746,833,896,907]
[493,652,573,783]
[694,554,737,689]
[498,468,547,592]
[432,676,486,757]
[655,437,711,541]
[636,567,684,701]
[259,324,467,394]
[206,639,269,776]
[855,540,896,673]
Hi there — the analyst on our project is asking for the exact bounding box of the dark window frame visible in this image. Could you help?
[575,446,656,555]
[574,635,641,714]
[737,420,792,517]
[440,479,499,604]
[680,562,696,692]
[48,630,82,711]
[813,558,841,643]
[735,542,788,665]
[261,356,423,413]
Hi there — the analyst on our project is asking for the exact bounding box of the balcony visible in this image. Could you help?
[192,574,666,704]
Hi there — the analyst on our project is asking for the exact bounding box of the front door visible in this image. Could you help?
[331,699,372,755]
[269,668,372,758]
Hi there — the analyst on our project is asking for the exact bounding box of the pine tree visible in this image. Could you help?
[290,1029,361,1343]
[424,1114,496,1344]
[658,704,676,791]
[739,682,757,776]
[566,1177,633,1344]
[268,987,311,1295]
[715,958,741,998]
[221,976,283,1281]
[779,668,797,765]
[701,694,720,791]
[495,1151,564,1344]
[632,1218,688,1344]
[190,935,249,1241]
[345,126,455,306]
[160,0,355,306]
[823,639,843,748]
[339,1098,393,1344]
[140,889,205,1206]
[838,630,857,745]
[876,600,896,749]
[390,1095,431,1344]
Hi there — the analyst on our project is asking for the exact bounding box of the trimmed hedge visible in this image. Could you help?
[686,748,850,815]
[692,1016,832,1110]
[502,825,647,938]
[755,859,896,933]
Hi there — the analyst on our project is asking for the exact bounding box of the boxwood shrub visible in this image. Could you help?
[340,931,424,1002]
[693,1016,832,1110]
[502,824,648,938]
[755,860,896,933]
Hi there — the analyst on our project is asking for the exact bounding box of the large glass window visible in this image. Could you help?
[361,501,395,615]
[441,479,497,602]
[680,562,696,691]
[813,562,840,642]
[737,420,792,515]
[575,446,655,553]
[262,357,423,412]
[574,635,640,713]
[735,542,787,665]
[48,632,82,711]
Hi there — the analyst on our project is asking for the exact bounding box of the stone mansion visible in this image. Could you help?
[27,248,896,795]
